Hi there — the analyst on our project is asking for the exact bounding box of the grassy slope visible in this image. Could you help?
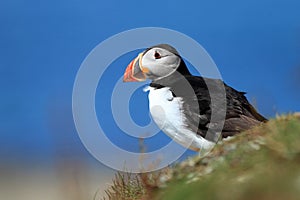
[103,114,300,200]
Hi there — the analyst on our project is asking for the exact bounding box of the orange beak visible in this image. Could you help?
[123,53,148,82]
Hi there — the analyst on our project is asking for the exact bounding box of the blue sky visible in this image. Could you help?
[1,0,300,163]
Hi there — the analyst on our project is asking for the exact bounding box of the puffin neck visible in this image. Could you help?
[176,59,192,76]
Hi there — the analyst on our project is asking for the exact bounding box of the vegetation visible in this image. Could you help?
[102,114,300,200]
[101,172,146,200]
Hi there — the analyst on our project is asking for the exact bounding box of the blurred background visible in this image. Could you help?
[0,0,299,199]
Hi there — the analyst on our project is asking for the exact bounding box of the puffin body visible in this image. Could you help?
[124,44,267,152]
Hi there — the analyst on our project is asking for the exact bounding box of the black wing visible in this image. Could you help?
[167,76,267,142]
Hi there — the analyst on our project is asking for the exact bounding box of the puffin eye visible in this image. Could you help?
[154,52,161,59]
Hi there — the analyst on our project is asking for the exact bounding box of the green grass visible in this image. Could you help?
[102,114,300,200]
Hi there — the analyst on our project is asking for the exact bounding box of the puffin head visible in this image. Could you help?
[123,44,191,82]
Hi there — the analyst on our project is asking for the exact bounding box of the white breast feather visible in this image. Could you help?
[145,86,214,151]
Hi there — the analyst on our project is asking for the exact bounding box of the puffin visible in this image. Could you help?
[123,44,267,152]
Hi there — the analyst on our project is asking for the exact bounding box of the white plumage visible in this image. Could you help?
[144,86,214,151]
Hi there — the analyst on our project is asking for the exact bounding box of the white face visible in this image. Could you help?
[141,47,181,80]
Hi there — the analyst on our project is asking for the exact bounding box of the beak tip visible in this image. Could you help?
[123,53,147,82]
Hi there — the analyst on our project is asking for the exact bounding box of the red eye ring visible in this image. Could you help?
[154,52,161,59]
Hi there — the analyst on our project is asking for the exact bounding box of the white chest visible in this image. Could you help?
[144,86,214,151]
[147,87,183,131]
